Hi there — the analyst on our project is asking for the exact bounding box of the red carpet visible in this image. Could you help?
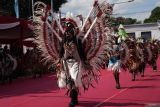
[1,59,160,107]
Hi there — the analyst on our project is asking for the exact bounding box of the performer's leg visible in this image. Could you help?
[132,71,136,81]
[152,61,157,72]
[113,70,120,89]
[69,85,79,107]
[140,63,145,77]
[66,78,78,107]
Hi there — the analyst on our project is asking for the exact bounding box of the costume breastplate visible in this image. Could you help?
[64,41,80,61]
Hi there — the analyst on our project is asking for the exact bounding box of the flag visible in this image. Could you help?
[14,0,19,18]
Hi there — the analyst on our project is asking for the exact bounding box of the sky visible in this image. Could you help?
[60,0,160,21]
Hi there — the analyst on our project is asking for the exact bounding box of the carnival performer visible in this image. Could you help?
[56,19,91,106]
[117,24,128,43]
[108,45,121,89]
[32,1,113,107]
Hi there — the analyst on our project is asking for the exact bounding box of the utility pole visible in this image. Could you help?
[32,0,34,17]
[112,0,134,5]
[0,0,2,16]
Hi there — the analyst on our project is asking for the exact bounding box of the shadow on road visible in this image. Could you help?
[0,75,58,98]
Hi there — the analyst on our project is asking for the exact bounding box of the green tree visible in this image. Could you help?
[111,17,137,26]
[1,0,14,16]
[125,18,137,25]
[144,7,160,23]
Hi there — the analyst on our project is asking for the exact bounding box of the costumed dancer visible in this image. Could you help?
[32,1,113,107]
[108,45,121,89]
[117,24,128,43]
[56,17,90,106]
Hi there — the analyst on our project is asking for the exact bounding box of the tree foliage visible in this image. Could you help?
[144,7,160,23]
[0,0,67,19]
[112,17,138,26]
[1,0,14,16]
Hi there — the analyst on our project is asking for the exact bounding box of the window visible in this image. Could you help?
[127,33,136,39]
[141,31,151,42]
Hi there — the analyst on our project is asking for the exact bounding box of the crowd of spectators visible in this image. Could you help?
[0,43,54,84]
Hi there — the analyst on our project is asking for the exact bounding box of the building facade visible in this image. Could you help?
[124,21,160,41]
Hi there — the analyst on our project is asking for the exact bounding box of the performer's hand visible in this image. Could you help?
[54,58,60,65]
[56,73,60,78]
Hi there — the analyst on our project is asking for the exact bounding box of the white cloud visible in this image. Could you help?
[113,0,146,14]
[112,0,152,21]
[61,0,93,17]
[155,1,160,6]
[125,12,151,21]
[61,0,118,17]
[60,0,155,21]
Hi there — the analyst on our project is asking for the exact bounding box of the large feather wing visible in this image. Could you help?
[81,1,113,68]
[79,1,114,89]
[32,2,62,65]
